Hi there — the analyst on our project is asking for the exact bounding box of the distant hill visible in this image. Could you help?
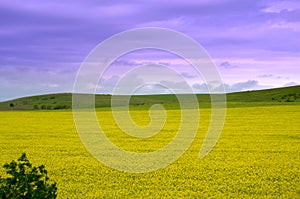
[226,85,300,102]
[0,85,299,110]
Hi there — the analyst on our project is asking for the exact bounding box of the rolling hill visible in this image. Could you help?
[0,85,299,110]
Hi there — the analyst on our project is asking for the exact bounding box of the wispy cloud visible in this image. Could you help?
[180,72,197,79]
[219,61,238,69]
[257,74,283,79]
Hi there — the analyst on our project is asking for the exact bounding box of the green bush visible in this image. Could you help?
[0,153,57,199]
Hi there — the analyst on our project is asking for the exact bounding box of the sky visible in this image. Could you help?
[0,0,299,101]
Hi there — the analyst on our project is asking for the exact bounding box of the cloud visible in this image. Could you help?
[95,73,194,95]
[262,1,300,13]
[283,82,298,87]
[110,60,140,67]
[132,80,198,95]
[180,72,196,79]
[258,74,273,78]
[41,83,59,88]
[257,74,283,79]
[219,61,238,69]
[192,83,209,93]
[230,80,259,92]
[97,75,120,94]
[134,84,171,95]
[193,80,269,93]
[0,63,76,101]
[193,81,228,93]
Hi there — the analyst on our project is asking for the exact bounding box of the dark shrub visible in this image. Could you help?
[0,153,57,199]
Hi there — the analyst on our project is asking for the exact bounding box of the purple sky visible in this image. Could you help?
[0,0,299,101]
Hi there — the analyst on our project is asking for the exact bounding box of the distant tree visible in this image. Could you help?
[9,103,15,108]
[53,105,61,110]
[286,97,294,102]
[33,105,39,110]
[53,105,70,110]
[0,153,57,198]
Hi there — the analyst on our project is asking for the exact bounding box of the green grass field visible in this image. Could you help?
[1,85,299,110]
[0,86,300,198]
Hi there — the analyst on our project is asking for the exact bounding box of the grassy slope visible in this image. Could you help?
[0,85,299,110]
[226,85,300,102]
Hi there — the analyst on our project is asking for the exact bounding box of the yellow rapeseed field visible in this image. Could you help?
[0,104,299,198]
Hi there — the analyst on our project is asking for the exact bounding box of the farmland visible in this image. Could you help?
[0,99,300,197]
